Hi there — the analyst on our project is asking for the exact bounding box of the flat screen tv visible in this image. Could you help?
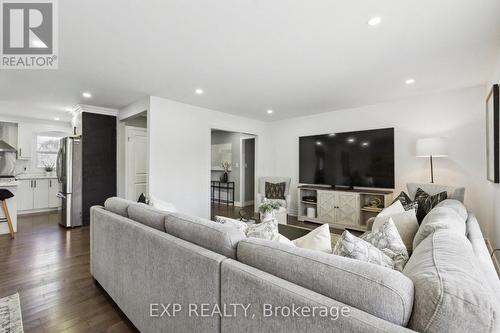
[299,128,394,188]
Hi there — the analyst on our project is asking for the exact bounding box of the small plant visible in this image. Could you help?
[258,199,282,214]
[43,162,55,172]
[221,161,231,172]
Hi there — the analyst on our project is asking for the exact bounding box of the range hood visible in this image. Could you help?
[0,140,17,152]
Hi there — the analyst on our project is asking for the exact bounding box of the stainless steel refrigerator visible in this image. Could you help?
[56,136,82,227]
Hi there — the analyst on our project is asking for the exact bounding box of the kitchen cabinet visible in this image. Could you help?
[33,179,49,209]
[49,179,61,208]
[17,123,33,159]
[18,180,34,211]
[18,178,61,212]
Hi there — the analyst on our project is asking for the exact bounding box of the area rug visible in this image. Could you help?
[0,293,23,333]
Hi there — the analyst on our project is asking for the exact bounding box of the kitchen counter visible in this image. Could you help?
[16,174,57,180]
[0,181,20,187]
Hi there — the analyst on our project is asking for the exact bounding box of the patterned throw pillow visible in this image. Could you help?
[392,191,418,213]
[214,216,249,233]
[246,219,279,240]
[414,188,447,223]
[362,219,409,271]
[333,230,394,269]
[265,182,286,200]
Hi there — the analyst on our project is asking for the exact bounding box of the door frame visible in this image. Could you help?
[124,126,148,201]
[239,136,256,207]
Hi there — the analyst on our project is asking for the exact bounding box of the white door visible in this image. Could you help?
[48,179,61,208]
[18,179,34,211]
[317,190,336,222]
[33,179,49,209]
[125,127,148,201]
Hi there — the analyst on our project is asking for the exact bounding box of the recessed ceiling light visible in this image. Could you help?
[328,133,336,137]
[405,78,415,85]
[82,92,92,98]
[54,117,60,121]
[267,109,274,114]
[65,107,73,112]
[361,141,370,147]
[316,141,322,146]
[347,137,356,143]
[368,17,382,26]
[195,89,204,95]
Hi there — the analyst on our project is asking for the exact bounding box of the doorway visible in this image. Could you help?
[210,129,256,220]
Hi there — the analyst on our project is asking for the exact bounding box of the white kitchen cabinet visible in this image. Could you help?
[18,178,61,212]
[33,179,49,209]
[17,122,33,159]
[49,179,61,208]
[18,179,34,211]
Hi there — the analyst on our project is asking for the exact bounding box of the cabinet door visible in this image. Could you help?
[48,179,61,208]
[336,192,360,226]
[18,180,34,211]
[33,179,49,209]
[17,123,33,159]
[317,190,336,222]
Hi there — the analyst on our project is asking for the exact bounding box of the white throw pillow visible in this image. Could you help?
[377,200,405,218]
[292,224,332,253]
[247,219,279,240]
[363,219,409,271]
[333,230,394,269]
[373,209,419,252]
[214,216,249,233]
[150,195,177,213]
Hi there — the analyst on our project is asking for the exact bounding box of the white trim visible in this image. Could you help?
[73,104,119,117]
[18,207,60,216]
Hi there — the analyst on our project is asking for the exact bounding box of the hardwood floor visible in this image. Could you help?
[0,212,138,333]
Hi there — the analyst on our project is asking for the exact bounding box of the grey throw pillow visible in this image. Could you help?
[333,230,394,269]
[265,182,286,199]
[362,219,409,271]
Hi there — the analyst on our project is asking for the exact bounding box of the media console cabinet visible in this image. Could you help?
[297,185,393,232]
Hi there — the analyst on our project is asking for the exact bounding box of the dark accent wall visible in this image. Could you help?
[82,113,116,225]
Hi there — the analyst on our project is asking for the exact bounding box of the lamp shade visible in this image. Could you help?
[416,137,448,157]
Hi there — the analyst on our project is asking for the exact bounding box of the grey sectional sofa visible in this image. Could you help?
[90,197,500,333]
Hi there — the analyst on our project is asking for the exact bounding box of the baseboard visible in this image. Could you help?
[18,208,60,216]
[485,238,500,277]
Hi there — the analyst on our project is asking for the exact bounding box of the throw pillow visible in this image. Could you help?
[333,230,394,269]
[292,224,332,253]
[377,200,405,218]
[414,188,448,223]
[373,209,419,252]
[392,191,418,212]
[246,219,279,241]
[214,216,249,233]
[265,182,286,200]
[362,219,409,271]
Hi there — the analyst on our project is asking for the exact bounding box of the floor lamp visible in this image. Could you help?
[416,137,448,183]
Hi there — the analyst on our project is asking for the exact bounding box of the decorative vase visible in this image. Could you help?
[222,172,228,182]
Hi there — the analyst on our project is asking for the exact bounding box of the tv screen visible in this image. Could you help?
[299,128,394,188]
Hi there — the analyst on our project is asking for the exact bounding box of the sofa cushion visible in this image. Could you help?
[237,238,414,326]
[407,183,465,203]
[165,213,246,259]
[403,230,499,333]
[104,197,133,218]
[127,203,168,232]
[435,199,468,221]
[412,206,466,250]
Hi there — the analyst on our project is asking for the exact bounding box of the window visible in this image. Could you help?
[36,135,61,168]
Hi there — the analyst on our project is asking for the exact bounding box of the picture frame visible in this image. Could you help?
[486,84,499,183]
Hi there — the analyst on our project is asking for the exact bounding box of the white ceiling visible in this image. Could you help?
[0,0,499,122]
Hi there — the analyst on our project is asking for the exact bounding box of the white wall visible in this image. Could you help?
[264,86,494,241]
[489,48,500,255]
[148,96,269,218]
